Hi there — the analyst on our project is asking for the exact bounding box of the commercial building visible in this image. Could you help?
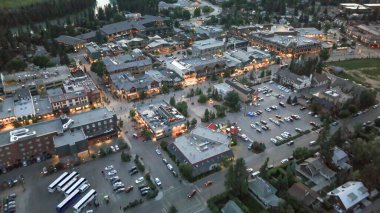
[135,100,187,140]
[275,68,312,90]
[312,88,353,110]
[54,35,86,51]
[213,83,233,97]
[346,24,380,48]
[327,181,369,212]
[192,38,225,56]
[48,89,89,113]
[225,79,256,102]
[168,127,233,176]
[339,3,372,14]
[167,55,225,86]
[1,66,71,95]
[0,108,117,171]
[194,25,224,38]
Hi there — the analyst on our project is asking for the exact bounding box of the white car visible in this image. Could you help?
[246,168,254,173]
[155,149,161,155]
[115,145,120,151]
[284,132,291,136]
[270,138,277,144]
[107,170,117,176]
[281,133,289,138]
[265,108,271,112]
[154,178,162,187]
[135,177,144,184]
[250,123,256,128]
[110,146,116,152]
[281,159,289,164]
[105,165,114,171]
[275,136,283,141]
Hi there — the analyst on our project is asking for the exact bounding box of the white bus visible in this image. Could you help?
[65,178,87,197]
[57,172,79,191]
[56,189,81,213]
[48,172,69,193]
[73,189,97,213]
[61,177,78,195]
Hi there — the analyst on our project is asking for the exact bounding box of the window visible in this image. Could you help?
[92,124,96,128]
[30,146,34,149]
[20,148,25,152]
[38,143,42,147]
[19,143,24,147]
[5,147,9,150]
[86,125,90,129]
[7,152,11,155]
[104,120,107,125]
[98,122,101,126]
[109,119,113,123]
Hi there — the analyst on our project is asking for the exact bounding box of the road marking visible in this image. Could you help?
[161,208,167,213]
[194,185,202,193]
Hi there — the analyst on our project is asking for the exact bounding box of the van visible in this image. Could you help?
[79,184,90,192]
[309,141,316,146]
[251,171,260,178]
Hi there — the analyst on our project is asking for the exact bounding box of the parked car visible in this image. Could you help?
[135,177,144,184]
[162,158,168,164]
[125,185,134,193]
[281,159,289,164]
[154,178,162,187]
[167,164,173,171]
[107,170,117,176]
[204,181,213,187]
[105,165,114,171]
[187,189,197,198]
[155,149,161,155]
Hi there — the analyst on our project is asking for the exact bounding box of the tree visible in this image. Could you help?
[198,94,208,104]
[142,127,152,140]
[139,91,146,100]
[179,163,193,181]
[91,61,106,77]
[319,49,330,61]
[375,118,380,127]
[191,118,197,127]
[293,147,314,160]
[323,21,331,34]
[176,101,188,117]
[224,91,240,112]
[121,151,131,162]
[259,70,265,78]
[59,53,70,65]
[202,6,212,14]
[224,158,248,197]
[287,96,292,104]
[183,10,191,20]
[203,109,210,122]
[168,206,178,213]
[259,158,269,179]
[32,56,51,68]
[5,59,27,72]
[359,90,377,109]
[170,96,176,106]
[161,83,169,94]
[129,109,136,118]
[194,8,201,17]
[210,111,216,120]
[292,96,298,104]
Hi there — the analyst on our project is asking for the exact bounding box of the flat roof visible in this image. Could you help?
[33,95,53,116]
[295,28,322,36]
[69,108,115,129]
[192,38,225,50]
[53,129,87,147]
[0,98,15,119]
[103,55,152,74]
[173,127,231,164]
[214,83,233,92]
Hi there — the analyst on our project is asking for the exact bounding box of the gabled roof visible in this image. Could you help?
[222,200,244,213]
[288,183,319,206]
[327,181,369,210]
[55,35,85,46]
[248,177,281,207]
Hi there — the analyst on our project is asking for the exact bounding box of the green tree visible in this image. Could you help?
[375,118,380,127]
[224,158,248,197]
[176,101,188,117]
[139,91,146,100]
[32,56,51,68]
[292,96,298,103]
[129,109,136,118]
[91,61,106,77]
[259,70,265,78]
[161,83,170,94]
[202,6,213,13]
[194,8,201,17]
[143,127,152,140]
[359,90,377,109]
[179,163,193,181]
[191,118,197,127]
[259,158,269,179]
[170,96,176,106]
[224,91,240,111]
[121,151,131,162]
[319,49,330,61]
[293,147,314,160]
[5,59,27,72]
[183,10,191,20]
[287,96,292,104]
[168,206,178,213]
[198,94,208,103]
[210,111,216,120]
[203,109,210,122]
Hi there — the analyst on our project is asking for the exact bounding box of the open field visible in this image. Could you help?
[327,59,380,89]
[0,0,48,9]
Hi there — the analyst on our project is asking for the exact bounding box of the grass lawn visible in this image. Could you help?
[0,0,48,9]
[327,59,380,71]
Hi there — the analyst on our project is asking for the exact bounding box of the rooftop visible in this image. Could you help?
[192,38,225,50]
[167,55,224,76]
[69,108,115,129]
[225,79,254,95]
[53,129,87,147]
[173,127,231,165]
[49,90,87,103]
[55,35,85,46]
[327,181,369,210]
[295,28,323,36]
[1,66,70,93]
[252,33,320,48]
[137,100,186,134]
[288,183,319,206]
[103,54,152,74]
[357,24,380,36]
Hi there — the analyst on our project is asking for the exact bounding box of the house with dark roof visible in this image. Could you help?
[225,79,255,102]
[311,73,330,87]
[55,35,86,51]
[297,157,336,191]
[221,200,244,213]
[288,183,320,208]
[248,176,282,209]
[332,146,351,171]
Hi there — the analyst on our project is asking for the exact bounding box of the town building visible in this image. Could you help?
[312,88,353,110]
[339,3,372,15]
[1,66,71,95]
[327,181,369,212]
[166,55,225,86]
[248,176,282,209]
[0,108,117,171]
[48,88,89,113]
[192,38,225,56]
[213,83,233,97]
[297,157,336,191]
[135,100,187,140]
[275,68,312,90]
[221,200,244,213]
[85,42,108,62]
[288,183,321,209]
[145,35,179,53]
[168,127,233,176]
[225,79,256,102]
[54,35,86,51]
[346,24,380,48]
[194,25,224,38]
[332,146,351,170]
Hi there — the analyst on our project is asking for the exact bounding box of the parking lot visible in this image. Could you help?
[218,82,322,156]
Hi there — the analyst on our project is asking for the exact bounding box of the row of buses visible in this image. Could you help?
[48,171,97,213]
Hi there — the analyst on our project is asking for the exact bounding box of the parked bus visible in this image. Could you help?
[73,189,97,213]
[65,178,87,197]
[61,177,78,195]
[48,172,69,193]
[56,189,81,213]
[57,172,79,192]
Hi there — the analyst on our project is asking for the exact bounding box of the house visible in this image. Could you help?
[297,157,336,191]
[248,176,282,209]
[312,87,353,111]
[55,35,86,51]
[332,146,351,170]
[221,200,244,213]
[311,73,330,87]
[327,181,369,212]
[275,68,312,90]
[288,183,320,208]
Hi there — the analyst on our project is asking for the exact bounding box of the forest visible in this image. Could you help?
[0,0,96,27]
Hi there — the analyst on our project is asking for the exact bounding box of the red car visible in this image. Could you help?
[187,189,196,198]
[204,181,213,187]
[125,185,134,193]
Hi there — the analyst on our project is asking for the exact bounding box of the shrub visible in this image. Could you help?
[121,151,131,162]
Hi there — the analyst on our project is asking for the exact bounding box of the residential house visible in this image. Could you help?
[221,200,244,213]
[327,181,369,212]
[332,146,351,170]
[288,183,320,208]
[311,73,330,87]
[275,68,312,90]
[248,176,282,209]
[297,157,336,191]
